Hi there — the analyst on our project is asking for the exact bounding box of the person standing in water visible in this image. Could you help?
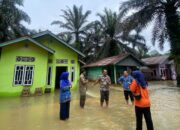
[130,70,154,130]
[95,69,111,107]
[118,71,134,105]
[59,72,71,120]
[79,70,88,108]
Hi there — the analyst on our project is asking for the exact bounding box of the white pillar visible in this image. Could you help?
[114,65,117,84]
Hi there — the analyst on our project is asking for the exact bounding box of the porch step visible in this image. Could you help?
[34,87,43,96]
[21,87,31,97]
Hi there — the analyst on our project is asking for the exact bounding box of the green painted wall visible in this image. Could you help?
[35,36,80,92]
[117,56,141,67]
[0,35,81,96]
[86,67,102,80]
[0,41,48,96]
[86,66,114,82]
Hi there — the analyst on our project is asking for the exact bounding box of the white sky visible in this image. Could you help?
[22,0,170,54]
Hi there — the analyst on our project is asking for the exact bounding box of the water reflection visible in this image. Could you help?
[0,81,180,130]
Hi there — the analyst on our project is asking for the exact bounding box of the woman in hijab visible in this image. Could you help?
[59,72,71,120]
[130,70,154,130]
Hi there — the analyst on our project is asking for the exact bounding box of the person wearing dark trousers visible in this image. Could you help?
[95,69,111,107]
[130,70,154,130]
[80,95,86,108]
[135,107,154,130]
[59,72,71,120]
[60,101,70,120]
[118,71,134,105]
[79,70,88,108]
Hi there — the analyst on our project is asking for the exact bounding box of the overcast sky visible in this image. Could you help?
[22,0,170,54]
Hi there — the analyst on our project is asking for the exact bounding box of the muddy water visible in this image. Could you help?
[0,81,180,130]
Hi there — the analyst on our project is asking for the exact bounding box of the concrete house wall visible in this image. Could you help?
[87,67,103,80]
[86,55,143,84]
[0,41,48,96]
[0,31,83,96]
[35,36,80,92]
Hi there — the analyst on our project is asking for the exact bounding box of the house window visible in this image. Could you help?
[14,65,24,85]
[24,66,34,85]
[71,67,75,82]
[13,65,34,86]
[47,66,52,85]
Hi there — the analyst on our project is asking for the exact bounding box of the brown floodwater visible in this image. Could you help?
[0,81,180,130]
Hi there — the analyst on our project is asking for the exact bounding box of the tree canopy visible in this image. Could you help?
[51,5,92,51]
[119,0,180,86]
[0,0,31,42]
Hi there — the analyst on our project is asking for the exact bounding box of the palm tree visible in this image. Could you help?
[0,0,31,42]
[82,21,105,63]
[119,0,180,86]
[96,8,123,58]
[126,28,146,49]
[51,5,91,51]
[57,32,73,44]
[96,8,147,59]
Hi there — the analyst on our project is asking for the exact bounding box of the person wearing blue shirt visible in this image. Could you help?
[118,71,134,105]
[59,72,71,120]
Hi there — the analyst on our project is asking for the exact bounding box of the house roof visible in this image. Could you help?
[0,37,55,54]
[32,30,85,57]
[142,55,169,65]
[140,66,153,72]
[84,53,143,68]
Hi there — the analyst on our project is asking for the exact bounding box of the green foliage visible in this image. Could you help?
[51,5,91,51]
[97,8,120,38]
[94,8,148,60]
[96,8,122,59]
[119,0,180,51]
[51,6,148,62]
[119,0,180,85]
[57,32,73,44]
[0,0,31,42]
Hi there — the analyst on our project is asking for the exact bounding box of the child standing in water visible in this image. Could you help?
[59,72,71,120]
[130,70,154,130]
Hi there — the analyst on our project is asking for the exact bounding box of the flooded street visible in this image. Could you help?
[0,81,180,130]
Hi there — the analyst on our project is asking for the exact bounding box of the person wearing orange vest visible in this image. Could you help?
[130,70,154,130]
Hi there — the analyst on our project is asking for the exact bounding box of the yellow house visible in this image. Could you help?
[0,30,85,96]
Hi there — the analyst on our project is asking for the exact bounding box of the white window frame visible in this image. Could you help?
[23,66,34,86]
[13,65,34,86]
[13,65,24,86]
[46,66,52,86]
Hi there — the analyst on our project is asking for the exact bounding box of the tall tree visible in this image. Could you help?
[96,8,147,59]
[82,21,104,63]
[57,32,73,44]
[96,8,121,58]
[119,0,180,86]
[51,5,91,51]
[0,0,31,42]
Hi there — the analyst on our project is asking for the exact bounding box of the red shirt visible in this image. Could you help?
[130,80,151,108]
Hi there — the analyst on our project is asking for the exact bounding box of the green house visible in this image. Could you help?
[84,53,144,84]
[0,31,85,96]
